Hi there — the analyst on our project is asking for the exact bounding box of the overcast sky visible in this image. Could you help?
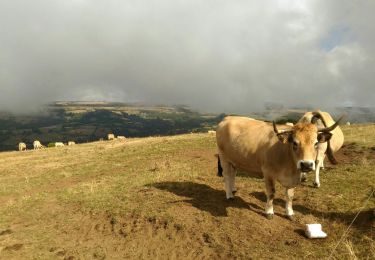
[0,0,374,113]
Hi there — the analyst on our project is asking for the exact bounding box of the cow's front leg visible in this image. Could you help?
[285,187,295,220]
[265,178,275,219]
[313,160,322,188]
[313,151,326,188]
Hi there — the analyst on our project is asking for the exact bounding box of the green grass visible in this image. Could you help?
[342,124,375,148]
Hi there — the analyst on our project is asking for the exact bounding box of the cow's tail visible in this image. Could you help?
[312,111,338,164]
[216,154,223,177]
[326,141,338,165]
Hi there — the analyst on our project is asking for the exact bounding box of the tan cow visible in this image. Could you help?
[68,141,76,146]
[33,140,44,150]
[55,142,65,147]
[216,116,341,219]
[298,111,344,187]
[108,134,115,140]
[18,142,27,151]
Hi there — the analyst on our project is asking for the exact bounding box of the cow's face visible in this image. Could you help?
[277,123,332,172]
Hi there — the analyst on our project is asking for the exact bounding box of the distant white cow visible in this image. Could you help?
[286,122,294,126]
[18,142,27,151]
[117,136,126,140]
[67,141,76,146]
[33,140,44,150]
[208,130,216,134]
[298,110,344,187]
[346,122,351,126]
[55,142,65,147]
[108,134,115,140]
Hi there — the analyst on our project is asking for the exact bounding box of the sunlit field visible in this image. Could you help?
[0,125,374,259]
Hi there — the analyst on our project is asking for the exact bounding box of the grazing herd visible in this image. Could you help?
[18,142,27,151]
[33,140,44,150]
[216,110,344,219]
[17,133,125,151]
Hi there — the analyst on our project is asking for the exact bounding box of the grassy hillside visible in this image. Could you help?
[0,125,374,259]
[0,102,224,151]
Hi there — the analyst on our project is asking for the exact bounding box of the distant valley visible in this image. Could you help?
[0,101,374,151]
[0,102,224,151]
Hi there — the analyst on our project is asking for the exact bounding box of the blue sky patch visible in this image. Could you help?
[320,24,351,51]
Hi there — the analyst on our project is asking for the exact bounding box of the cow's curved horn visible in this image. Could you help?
[318,115,344,132]
[273,121,293,134]
[273,121,279,134]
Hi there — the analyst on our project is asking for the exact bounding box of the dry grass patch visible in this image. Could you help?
[0,129,374,259]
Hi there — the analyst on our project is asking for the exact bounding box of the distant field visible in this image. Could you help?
[0,102,224,152]
[0,125,374,259]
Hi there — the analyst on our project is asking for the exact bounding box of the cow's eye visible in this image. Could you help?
[293,141,299,150]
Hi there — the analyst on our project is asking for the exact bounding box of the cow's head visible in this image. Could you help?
[273,118,342,172]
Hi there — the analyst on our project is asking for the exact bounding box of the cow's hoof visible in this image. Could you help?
[266,214,274,220]
[313,182,320,188]
[232,190,237,195]
[286,215,295,221]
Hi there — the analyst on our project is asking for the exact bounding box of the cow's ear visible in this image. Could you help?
[318,132,332,143]
[277,133,292,144]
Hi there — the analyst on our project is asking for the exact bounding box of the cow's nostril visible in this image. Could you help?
[300,161,314,171]
[305,162,312,167]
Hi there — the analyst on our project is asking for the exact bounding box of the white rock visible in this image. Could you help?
[305,224,327,239]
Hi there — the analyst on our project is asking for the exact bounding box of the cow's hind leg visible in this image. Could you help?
[221,158,236,200]
[231,169,237,194]
[217,155,223,177]
[264,178,275,219]
[285,187,295,220]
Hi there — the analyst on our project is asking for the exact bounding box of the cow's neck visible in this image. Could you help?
[277,143,301,187]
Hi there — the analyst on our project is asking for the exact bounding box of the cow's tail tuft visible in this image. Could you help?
[217,155,223,177]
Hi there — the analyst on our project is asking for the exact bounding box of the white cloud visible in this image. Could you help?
[0,0,374,113]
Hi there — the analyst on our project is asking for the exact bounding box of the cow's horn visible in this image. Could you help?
[273,121,279,134]
[318,115,344,132]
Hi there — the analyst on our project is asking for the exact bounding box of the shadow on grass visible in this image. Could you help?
[250,191,375,232]
[152,182,251,217]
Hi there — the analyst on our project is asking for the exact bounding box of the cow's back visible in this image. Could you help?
[299,111,344,152]
[216,117,276,176]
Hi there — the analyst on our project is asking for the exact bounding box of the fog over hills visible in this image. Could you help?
[1,1,375,113]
